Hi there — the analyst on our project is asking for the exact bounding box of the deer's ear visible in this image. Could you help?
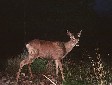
[77,30,82,37]
[67,30,69,34]
[67,30,71,36]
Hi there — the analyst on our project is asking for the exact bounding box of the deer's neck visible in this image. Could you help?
[64,39,77,54]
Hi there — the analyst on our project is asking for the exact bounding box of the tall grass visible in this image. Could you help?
[5,48,112,85]
[63,48,112,85]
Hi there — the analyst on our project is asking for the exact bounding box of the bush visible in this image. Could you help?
[6,50,28,75]
[31,58,48,74]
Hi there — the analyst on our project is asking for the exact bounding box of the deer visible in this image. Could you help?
[16,30,82,82]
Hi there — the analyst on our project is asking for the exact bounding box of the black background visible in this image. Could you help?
[0,0,112,70]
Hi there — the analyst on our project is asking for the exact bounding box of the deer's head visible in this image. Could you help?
[67,30,82,46]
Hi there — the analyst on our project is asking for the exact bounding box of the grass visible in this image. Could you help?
[5,48,112,85]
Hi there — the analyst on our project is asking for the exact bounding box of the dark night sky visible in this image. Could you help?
[0,0,112,58]
[93,0,112,16]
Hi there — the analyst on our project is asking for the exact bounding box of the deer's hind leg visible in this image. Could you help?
[16,54,35,82]
[16,58,29,82]
[28,56,35,78]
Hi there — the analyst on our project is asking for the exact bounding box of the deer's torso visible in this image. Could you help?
[26,39,67,60]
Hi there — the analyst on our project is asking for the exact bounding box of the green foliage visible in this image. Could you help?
[31,58,48,74]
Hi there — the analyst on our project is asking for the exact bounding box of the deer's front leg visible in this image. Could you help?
[55,60,59,75]
[57,60,65,81]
